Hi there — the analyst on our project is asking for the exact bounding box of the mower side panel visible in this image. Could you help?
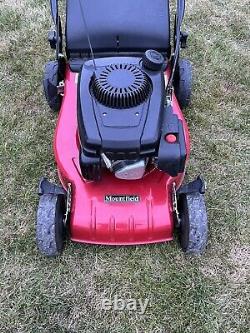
[54,67,190,245]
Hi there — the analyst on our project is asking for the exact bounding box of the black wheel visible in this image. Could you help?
[43,61,62,112]
[36,193,66,257]
[179,192,208,254]
[174,58,192,109]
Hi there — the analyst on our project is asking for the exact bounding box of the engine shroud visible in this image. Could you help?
[78,57,165,160]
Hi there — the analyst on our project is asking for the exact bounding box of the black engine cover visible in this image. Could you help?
[77,57,165,160]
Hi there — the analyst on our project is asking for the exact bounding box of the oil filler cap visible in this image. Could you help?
[142,50,165,71]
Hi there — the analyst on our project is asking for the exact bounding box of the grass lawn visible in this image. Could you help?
[0,0,249,332]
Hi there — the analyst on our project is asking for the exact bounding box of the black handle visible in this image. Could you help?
[165,0,186,100]
[50,0,58,25]
[49,0,63,59]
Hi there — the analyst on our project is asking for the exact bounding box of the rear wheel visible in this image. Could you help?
[174,58,192,109]
[179,192,208,254]
[43,61,62,112]
[36,193,66,257]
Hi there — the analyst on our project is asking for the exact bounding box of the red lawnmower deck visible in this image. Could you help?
[36,0,208,257]
[54,69,190,245]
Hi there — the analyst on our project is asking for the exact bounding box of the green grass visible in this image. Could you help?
[0,0,249,332]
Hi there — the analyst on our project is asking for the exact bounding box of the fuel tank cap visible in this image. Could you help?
[142,50,165,71]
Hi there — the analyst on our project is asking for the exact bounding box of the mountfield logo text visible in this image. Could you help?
[104,195,140,203]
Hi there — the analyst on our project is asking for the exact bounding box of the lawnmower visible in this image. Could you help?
[36,0,208,256]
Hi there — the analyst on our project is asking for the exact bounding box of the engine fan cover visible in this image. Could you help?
[92,64,151,109]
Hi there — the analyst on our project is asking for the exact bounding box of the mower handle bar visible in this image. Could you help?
[50,0,58,26]
[49,0,186,86]
[49,0,186,30]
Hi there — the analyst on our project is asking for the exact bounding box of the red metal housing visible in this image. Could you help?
[54,67,190,245]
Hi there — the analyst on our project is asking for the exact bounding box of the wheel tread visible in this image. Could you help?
[36,194,65,257]
[180,192,208,254]
[174,58,192,109]
[43,61,62,112]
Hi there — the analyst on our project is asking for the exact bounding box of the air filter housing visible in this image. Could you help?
[92,64,151,109]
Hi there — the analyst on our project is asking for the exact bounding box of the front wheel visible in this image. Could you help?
[179,192,208,254]
[36,193,66,257]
